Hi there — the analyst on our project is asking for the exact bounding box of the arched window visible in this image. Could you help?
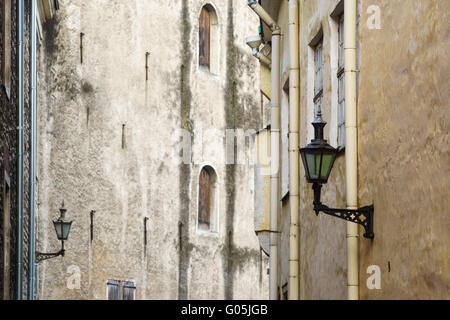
[199,4,219,75]
[198,166,218,232]
[199,6,211,68]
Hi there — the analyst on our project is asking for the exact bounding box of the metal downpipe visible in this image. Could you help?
[248,0,278,30]
[288,0,300,300]
[344,0,360,300]
[247,0,281,300]
[269,27,281,300]
[16,0,25,300]
[28,0,38,300]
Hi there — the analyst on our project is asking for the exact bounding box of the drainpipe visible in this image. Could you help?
[28,0,37,300]
[17,0,25,300]
[248,1,278,30]
[288,0,299,300]
[248,0,280,301]
[344,0,359,300]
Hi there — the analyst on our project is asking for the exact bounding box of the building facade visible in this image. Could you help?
[252,0,449,300]
[1,0,58,300]
[0,0,29,301]
[35,0,269,300]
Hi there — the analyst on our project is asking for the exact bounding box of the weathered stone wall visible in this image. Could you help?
[358,0,449,299]
[37,0,268,300]
[297,0,348,300]
[271,0,448,300]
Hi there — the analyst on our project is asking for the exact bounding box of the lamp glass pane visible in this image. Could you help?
[320,153,335,180]
[62,222,72,240]
[53,221,63,240]
[300,152,309,180]
[306,153,318,180]
[316,153,323,178]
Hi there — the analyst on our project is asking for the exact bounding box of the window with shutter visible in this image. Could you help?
[281,79,290,198]
[122,281,136,300]
[107,280,136,300]
[107,280,121,300]
[198,168,211,230]
[337,14,346,148]
[197,166,218,233]
[199,7,211,69]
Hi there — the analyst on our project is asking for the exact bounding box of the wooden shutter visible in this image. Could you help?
[107,280,121,300]
[198,168,211,229]
[122,281,136,300]
[199,7,211,68]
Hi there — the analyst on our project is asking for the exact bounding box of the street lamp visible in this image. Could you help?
[36,201,73,263]
[299,111,374,239]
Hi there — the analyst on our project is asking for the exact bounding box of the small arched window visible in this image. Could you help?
[198,166,218,232]
[199,5,219,74]
[199,6,211,68]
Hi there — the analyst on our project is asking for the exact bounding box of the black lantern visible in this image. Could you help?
[53,202,72,241]
[36,201,73,263]
[300,116,338,184]
[299,112,375,239]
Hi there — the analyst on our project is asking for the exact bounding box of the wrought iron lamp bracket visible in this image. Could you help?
[36,241,65,263]
[313,183,374,239]
[314,203,374,239]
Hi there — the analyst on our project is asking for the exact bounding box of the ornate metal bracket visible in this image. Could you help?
[35,249,65,263]
[313,183,374,239]
[314,204,374,239]
[35,240,65,263]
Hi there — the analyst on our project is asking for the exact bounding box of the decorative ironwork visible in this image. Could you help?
[35,249,65,263]
[35,201,73,263]
[300,106,375,239]
[313,182,374,239]
[314,204,374,239]
[36,240,65,263]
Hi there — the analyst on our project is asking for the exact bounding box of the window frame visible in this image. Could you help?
[198,4,220,75]
[199,6,211,70]
[281,79,290,198]
[313,40,324,118]
[122,281,136,300]
[107,279,136,300]
[198,167,212,230]
[196,165,219,235]
[337,14,346,149]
